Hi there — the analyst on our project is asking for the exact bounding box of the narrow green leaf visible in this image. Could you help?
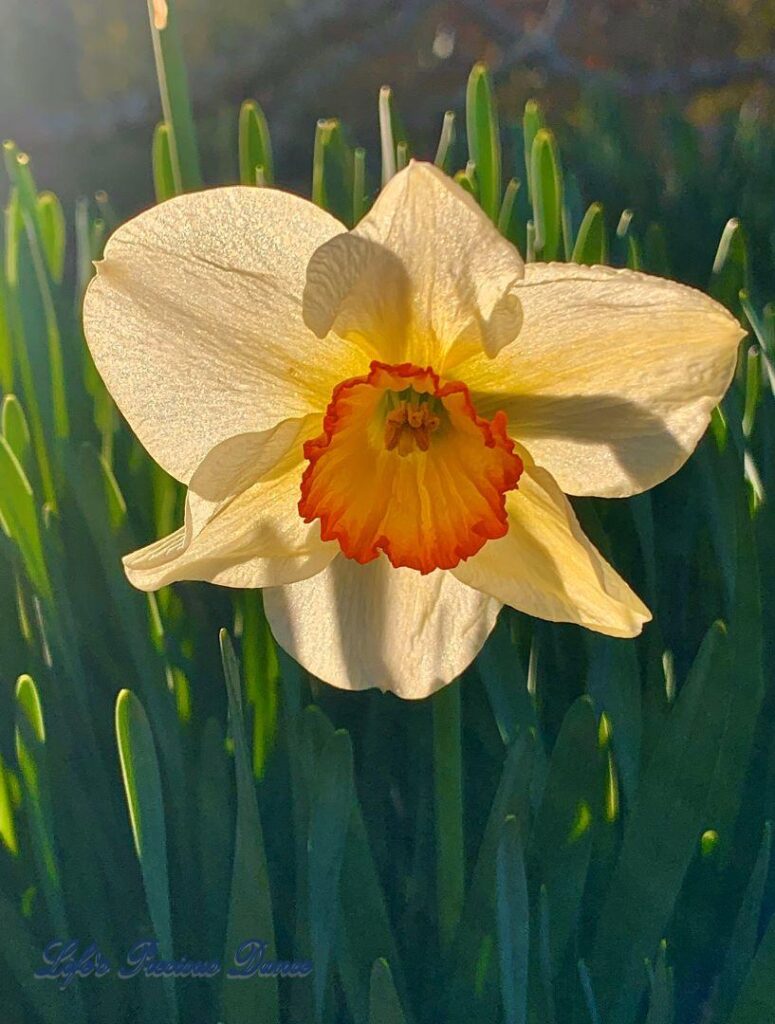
[538,885,557,1024]
[433,680,464,950]
[285,704,327,1024]
[35,192,65,284]
[590,623,732,1024]
[5,154,69,442]
[467,731,536,928]
[729,899,775,1021]
[3,143,39,219]
[337,800,404,1023]
[369,959,407,1024]
[497,178,521,245]
[152,122,177,203]
[530,696,598,972]
[90,217,106,260]
[741,294,774,380]
[446,732,535,1023]
[644,941,674,1024]
[454,167,476,197]
[572,203,608,265]
[525,220,536,262]
[239,591,279,779]
[379,86,397,185]
[238,100,274,187]
[74,197,94,302]
[523,99,544,201]
[197,718,233,958]
[312,119,331,207]
[289,707,405,1023]
[616,209,643,270]
[578,960,602,1024]
[22,214,69,441]
[94,189,118,231]
[145,0,201,191]
[15,675,87,1020]
[0,435,51,599]
[479,618,533,744]
[0,262,12,392]
[742,346,761,438]
[586,637,641,807]
[378,86,407,186]
[466,62,501,221]
[530,128,563,261]
[353,146,367,224]
[308,728,354,1022]
[312,118,354,226]
[0,750,18,856]
[630,491,658,610]
[15,673,44,742]
[2,394,31,471]
[434,110,456,172]
[701,442,764,850]
[0,883,68,1024]
[65,444,188,821]
[115,689,178,1024]
[710,217,748,313]
[496,816,529,1024]
[714,822,772,1019]
[220,630,278,1024]
[644,222,670,276]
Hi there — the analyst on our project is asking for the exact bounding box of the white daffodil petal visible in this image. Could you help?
[123,417,337,592]
[186,414,319,536]
[453,449,651,638]
[456,263,745,497]
[83,186,370,483]
[263,554,502,699]
[302,162,524,369]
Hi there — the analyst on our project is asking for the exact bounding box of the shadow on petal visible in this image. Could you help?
[303,232,412,362]
[470,389,691,496]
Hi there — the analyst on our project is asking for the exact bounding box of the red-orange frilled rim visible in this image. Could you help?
[82,161,745,698]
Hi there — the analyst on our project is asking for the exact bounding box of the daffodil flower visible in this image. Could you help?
[83,162,744,698]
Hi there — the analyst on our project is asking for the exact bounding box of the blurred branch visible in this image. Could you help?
[461,0,571,60]
[12,0,775,152]
[607,53,775,96]
[15,0,405,146]
[464,0,775,96]
[271,0,435,149]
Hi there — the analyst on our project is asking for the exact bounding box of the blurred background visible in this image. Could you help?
[2,0,775,286]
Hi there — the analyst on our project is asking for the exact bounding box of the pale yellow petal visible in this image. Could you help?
[302,161,524,369]
[263,554,501,699]
[123,416,337,591]
[456,263,745,497]
[453,447,651,637]
[185,415,316,535]
[83,186,369,483]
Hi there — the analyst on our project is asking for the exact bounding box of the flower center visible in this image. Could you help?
[383,393,441,455]
[299,361,523,574]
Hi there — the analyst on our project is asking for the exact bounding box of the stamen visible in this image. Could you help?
[300,361,523,573]
[383,398,440,457]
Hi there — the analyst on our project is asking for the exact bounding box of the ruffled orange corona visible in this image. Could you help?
[299,362,523,574]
